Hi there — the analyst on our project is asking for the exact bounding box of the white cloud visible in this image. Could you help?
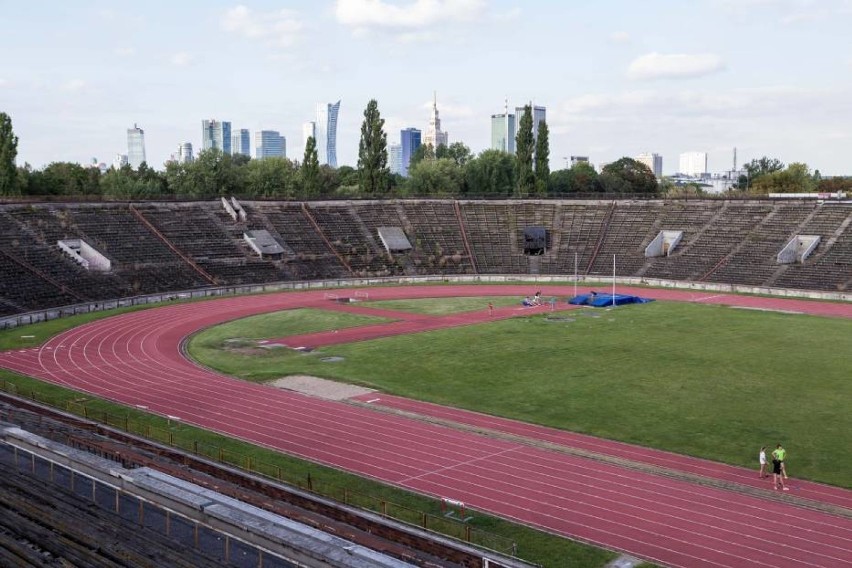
[420,98,473,119]
[222,5,304,48]
[170,52,194,67]
[60,79,86,93]
[113,47,136,57]
[627,52,724,80]
[609,31,631,44]
[493,7,522,21]
[335,0,485,29]
[396,30,437,43]
[0,79,7,88]
[556,87,848,126]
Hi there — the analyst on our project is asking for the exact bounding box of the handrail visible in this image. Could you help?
[300,203,353,274]
[0,248,87,302]
[129,205,216,285]
[453,201,478,274]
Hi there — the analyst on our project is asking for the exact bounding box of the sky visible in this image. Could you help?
[1,0,851,175]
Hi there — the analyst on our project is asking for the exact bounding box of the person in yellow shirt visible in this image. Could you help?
[772,444,789,481]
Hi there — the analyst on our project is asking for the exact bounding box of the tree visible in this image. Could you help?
[405,158,463,196]
[301,136,320,197]
[410,143,435,168]
[817,176,852,194]
[514,105,535,196]
[740,156,784,189]
[601,157,658,193]
[357,99,389,195]
[27,162,101,196]
[464,149,515,195]
[549,162,601,194]
[245,157,300,197]
[534,120,550,195]
[569,162,601,193]
[336,165,359,187]
[549,169,572,194]
[437,142,473,167]
[100,164,166,199]
[165,149,245,196]
[751,162,817,194]
[0,112,19,195]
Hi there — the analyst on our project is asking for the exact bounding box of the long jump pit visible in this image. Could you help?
[269,375,375,401]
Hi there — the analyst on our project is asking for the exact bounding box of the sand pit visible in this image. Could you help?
[269,375,375,401]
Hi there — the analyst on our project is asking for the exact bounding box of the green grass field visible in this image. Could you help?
[189,297,852,488]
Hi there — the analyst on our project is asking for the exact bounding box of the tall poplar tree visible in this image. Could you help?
[358,99,389,195]
[514,105,535,196]
[534,120,550,195]
[0,112,19,195]
[301,135,320,196]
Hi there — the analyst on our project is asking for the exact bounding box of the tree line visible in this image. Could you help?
[1,110,849,200]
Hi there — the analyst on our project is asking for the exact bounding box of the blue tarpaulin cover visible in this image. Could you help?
[568,293,655,307]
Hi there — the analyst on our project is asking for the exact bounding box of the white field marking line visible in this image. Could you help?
[371,396,852,505]
[441,451,852,557]
[397,446,523,484]
[472,444,852,541]
[464,406,852,505]
[73,316,497,471]
[452,453,852,548]
[433,441,852,546]
[365,398,381,403]
[118,317,519,461]
[402,477,782,568]
[117,331,497,465]
[408,475,843,568]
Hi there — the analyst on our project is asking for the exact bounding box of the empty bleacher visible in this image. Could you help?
[254,203,348,281]
[0,199,849,314]
[400,201,473,274]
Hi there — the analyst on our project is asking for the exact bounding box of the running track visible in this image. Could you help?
[1,285,850,568]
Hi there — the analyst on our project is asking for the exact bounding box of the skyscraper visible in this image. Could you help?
[424,92,448,149]
[400,128,421,177]
[636,152,663,178]
[127,124,146,169]
[515,105,546,143]
[679,152,708,177]
[315,101,340,167]
[113,153,128,170]
[388,144,403,176]
[202,119,232,155]
[491,101,516,154]
[178,142,193,164]
[231,129,250,157]
[254,130,286,160]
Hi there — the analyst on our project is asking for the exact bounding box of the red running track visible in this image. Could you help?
[1,285,850,568]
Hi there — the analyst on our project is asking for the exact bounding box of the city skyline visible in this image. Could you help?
[2,1,851,175]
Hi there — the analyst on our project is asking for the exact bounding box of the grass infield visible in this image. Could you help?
[189,297,852,488]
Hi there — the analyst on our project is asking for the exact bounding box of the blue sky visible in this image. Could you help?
[2,0,851,175]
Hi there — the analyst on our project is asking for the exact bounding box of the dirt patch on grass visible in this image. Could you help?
[269,375,376,401]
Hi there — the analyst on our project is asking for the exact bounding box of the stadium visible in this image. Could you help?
[0,197,850,568]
